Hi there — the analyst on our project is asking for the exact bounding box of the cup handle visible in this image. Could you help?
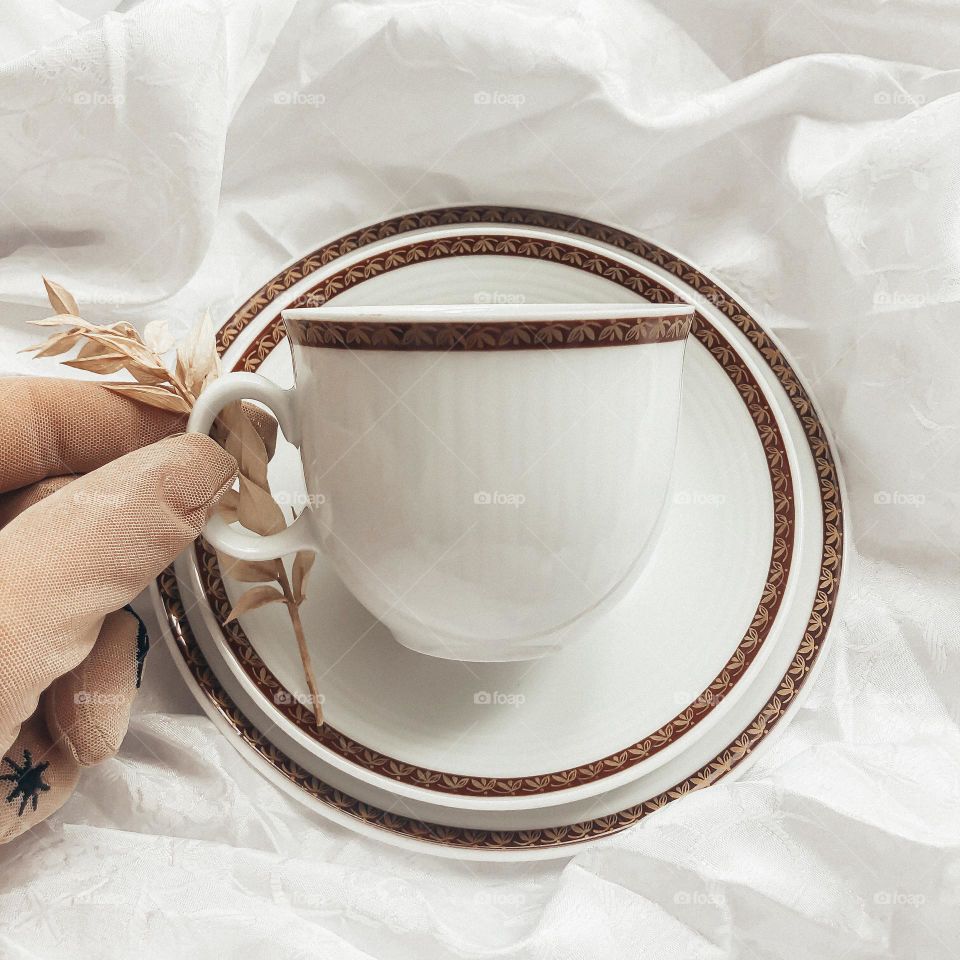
[187,372,316,561]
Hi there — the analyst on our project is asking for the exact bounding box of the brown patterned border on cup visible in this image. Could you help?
[156,205,844,850]
[284,311,692,351]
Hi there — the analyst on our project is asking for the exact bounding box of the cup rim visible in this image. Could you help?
[283,302,694,323]
[282,303,693,351]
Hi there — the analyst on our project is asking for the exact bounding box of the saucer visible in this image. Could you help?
[154,206,844,855]
[182,226,789,808]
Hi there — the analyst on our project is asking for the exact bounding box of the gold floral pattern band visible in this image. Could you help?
[285,307,693,350]
[157,206,843,850]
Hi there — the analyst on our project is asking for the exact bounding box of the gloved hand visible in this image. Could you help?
[0,376,241,843]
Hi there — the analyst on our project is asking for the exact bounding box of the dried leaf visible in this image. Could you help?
[216,488,240,524]
[201,367,220,396]
[76,338,121,360]
[42,277,80,317]
[109,321,144,344]
[291,549,316,604]
[238,474,286,536]
[102,382,192,413]
[238,402,278,460]
[174,352,189,393]
[121,358,173,386]
[225,584,286,621]
[21,329,84,357]
[32,322,150,364]
[61,327,174,385]
[143,319,174,354]
[220,402,269,490]
[63,354,133,374]
[177,310,220,399]
[94,334,161,368]
[217,551,280,584]
[29,314,88,328]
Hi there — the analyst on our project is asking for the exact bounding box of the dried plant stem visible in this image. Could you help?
[276,563,323,726]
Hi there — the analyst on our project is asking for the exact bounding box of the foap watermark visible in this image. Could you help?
[474,490,526,507]
[673,889,726,907]
[269,875,324,910]
[288,890,324,909]
[474,291,527,305]
[473,90,526,108]
[874,490,926,507]
[73,489,129,509]
[873,290,933,309]
[473,890,528,908]
[873,90,926,107]
[874,890,926,907]
[274,690,325,707]
[274,491,326,509]
[673,489,726,507]
[83,292,127,308]
[74,691,125,706]
[685,289,726,312]
[473,690,525,707]
[273,90,326,108]
[72,90,125,106]
[673,687,727,710]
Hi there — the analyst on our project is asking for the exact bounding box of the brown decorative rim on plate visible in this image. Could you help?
[157,206,843,849]
[191,229,794,799]
[284,310,693,351]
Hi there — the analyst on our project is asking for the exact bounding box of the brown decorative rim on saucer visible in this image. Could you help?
[284,307,693,351]
[157,206,843,849]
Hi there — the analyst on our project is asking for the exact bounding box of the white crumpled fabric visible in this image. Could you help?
[1,0,959,956]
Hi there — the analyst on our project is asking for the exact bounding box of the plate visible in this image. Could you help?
[154,206,844,855]
[183,228,792,808]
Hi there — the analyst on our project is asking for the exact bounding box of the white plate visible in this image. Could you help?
[155,206,845,856]
[190,228,786,808]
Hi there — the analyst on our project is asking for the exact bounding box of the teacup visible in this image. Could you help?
[189,302,694,661]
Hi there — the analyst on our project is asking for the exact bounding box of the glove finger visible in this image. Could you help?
[0,402,272,531]
[0,475,75,529]
[0,377,186,495]
[0,709,80,844]
[45,608,146,767]
[0,433,235,752]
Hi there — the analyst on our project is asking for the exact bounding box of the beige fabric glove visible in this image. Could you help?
[0,376,244,843]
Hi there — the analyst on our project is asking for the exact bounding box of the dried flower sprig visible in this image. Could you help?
[24,277,323,726]
[26,277,219,414]
[215,402,322,721]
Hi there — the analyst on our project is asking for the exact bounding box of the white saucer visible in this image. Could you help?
[154,206,845,857]
[188,228,787,809]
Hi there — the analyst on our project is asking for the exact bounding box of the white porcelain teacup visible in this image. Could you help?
[189,302,694,661]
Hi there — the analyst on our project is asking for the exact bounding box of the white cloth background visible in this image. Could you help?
[1,0,959,956]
